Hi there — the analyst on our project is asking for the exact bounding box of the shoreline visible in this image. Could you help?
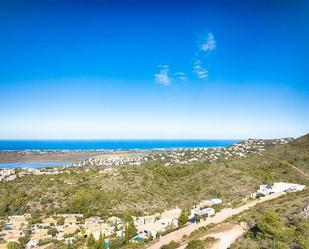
[0,139,239,151]
[0,146,233,164]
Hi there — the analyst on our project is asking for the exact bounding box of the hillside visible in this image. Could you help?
[229,188,309,249]
[0,135,308,218]
[228,134,309,249]
[263,133,309,175]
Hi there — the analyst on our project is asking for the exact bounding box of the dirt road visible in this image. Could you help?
[259,153,309,178]
[148,192,284,249]
[204,223,247,249]
[177,223,247,249]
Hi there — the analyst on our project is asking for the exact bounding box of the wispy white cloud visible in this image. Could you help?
[200,32,216,54]
[194,60,208,80]
[174,72,187,81]
[193,32,215,80]
[154,65,172,86]
[155,32,216,83]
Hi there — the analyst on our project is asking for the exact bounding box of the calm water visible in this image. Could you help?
[0,161,71,169]
[0,140,239,169]
[0,139,239,150]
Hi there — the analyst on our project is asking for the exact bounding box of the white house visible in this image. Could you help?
[190,207,215,219]
[255,182,305,196]
[137,221,165,239]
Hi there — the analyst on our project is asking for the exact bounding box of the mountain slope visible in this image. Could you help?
[0,135,308,218]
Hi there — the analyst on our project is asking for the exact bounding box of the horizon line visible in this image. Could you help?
[0,137,293,141]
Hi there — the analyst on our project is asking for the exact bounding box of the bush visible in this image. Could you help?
[255,210,285,239]
[57,216,65,225]
[185,240,205,249]
[160,240,181,249]
[7,241,21,249]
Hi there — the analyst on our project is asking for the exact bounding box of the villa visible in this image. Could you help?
[137,221,165,239]
[190,207,215,219]
[254,182,306,196]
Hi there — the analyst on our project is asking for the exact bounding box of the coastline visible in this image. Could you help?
[0,139,239,151]
[0,139,239,165]
[0,146,227,165]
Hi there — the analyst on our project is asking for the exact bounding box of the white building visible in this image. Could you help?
[210,198,222,205]
[190,207,215,219]
[255,182,305,196]
[137,221,165,239]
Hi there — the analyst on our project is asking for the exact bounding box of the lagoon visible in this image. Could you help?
[0,161,71,169]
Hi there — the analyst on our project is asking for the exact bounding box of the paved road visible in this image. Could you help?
[148,193,284,249]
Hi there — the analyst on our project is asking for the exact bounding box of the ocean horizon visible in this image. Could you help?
[0,139,239,150]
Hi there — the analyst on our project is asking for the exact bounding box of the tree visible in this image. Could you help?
[160,240,180,249]
[185,240,205,249]
[67,241,72,249]
[256,210,284,239]
[112,221,118,237]
[7,242,21,249]
[0,220,4,231]
[178,209,189,228]
[148,233,154,241]
[47,227,58,237]
[87,233,96,248]
[124,221,137,242]
[57,216,65,225]
[98,231,105,249]
[110,237,126,249]
[18,236,30,248]
[114,221,118,233]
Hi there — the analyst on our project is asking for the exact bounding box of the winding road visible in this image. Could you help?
[148,192,285,249]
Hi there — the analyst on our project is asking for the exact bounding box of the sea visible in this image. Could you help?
[0,139,239,150]
[0,139,239,169]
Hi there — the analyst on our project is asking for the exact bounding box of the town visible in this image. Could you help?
[72,138,293,167]
[0,182,305,249]
[0,138,293,182]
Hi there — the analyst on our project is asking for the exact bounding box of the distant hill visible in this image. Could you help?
[229,134,309,249]
[263,133,309,175]
[0,135,308,217]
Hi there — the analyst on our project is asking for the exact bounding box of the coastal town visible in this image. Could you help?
[0,138,293,182]
[1,1,307,248]
[72,138,293,167]
[0,182,305,249]
[0,137,306,249]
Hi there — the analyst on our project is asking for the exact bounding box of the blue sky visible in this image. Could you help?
[0,0,308,139]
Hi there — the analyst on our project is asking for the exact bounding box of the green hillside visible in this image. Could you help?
[0,135,308,218]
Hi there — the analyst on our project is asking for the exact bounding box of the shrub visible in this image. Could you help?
[160,240,181,249]
[185,240,205,249]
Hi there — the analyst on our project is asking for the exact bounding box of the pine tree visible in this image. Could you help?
[98,231,105,249]
[113,221,118,237]
[124,221,137,242]
[178,209,189,228]
[114,221,118,232]
[87,233,96,248]
[67,241,72,249]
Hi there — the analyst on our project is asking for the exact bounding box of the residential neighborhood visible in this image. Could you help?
[72,138,293,168]
[0,196,223,248]
[0,181,304,249]
[0,138,294,183]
